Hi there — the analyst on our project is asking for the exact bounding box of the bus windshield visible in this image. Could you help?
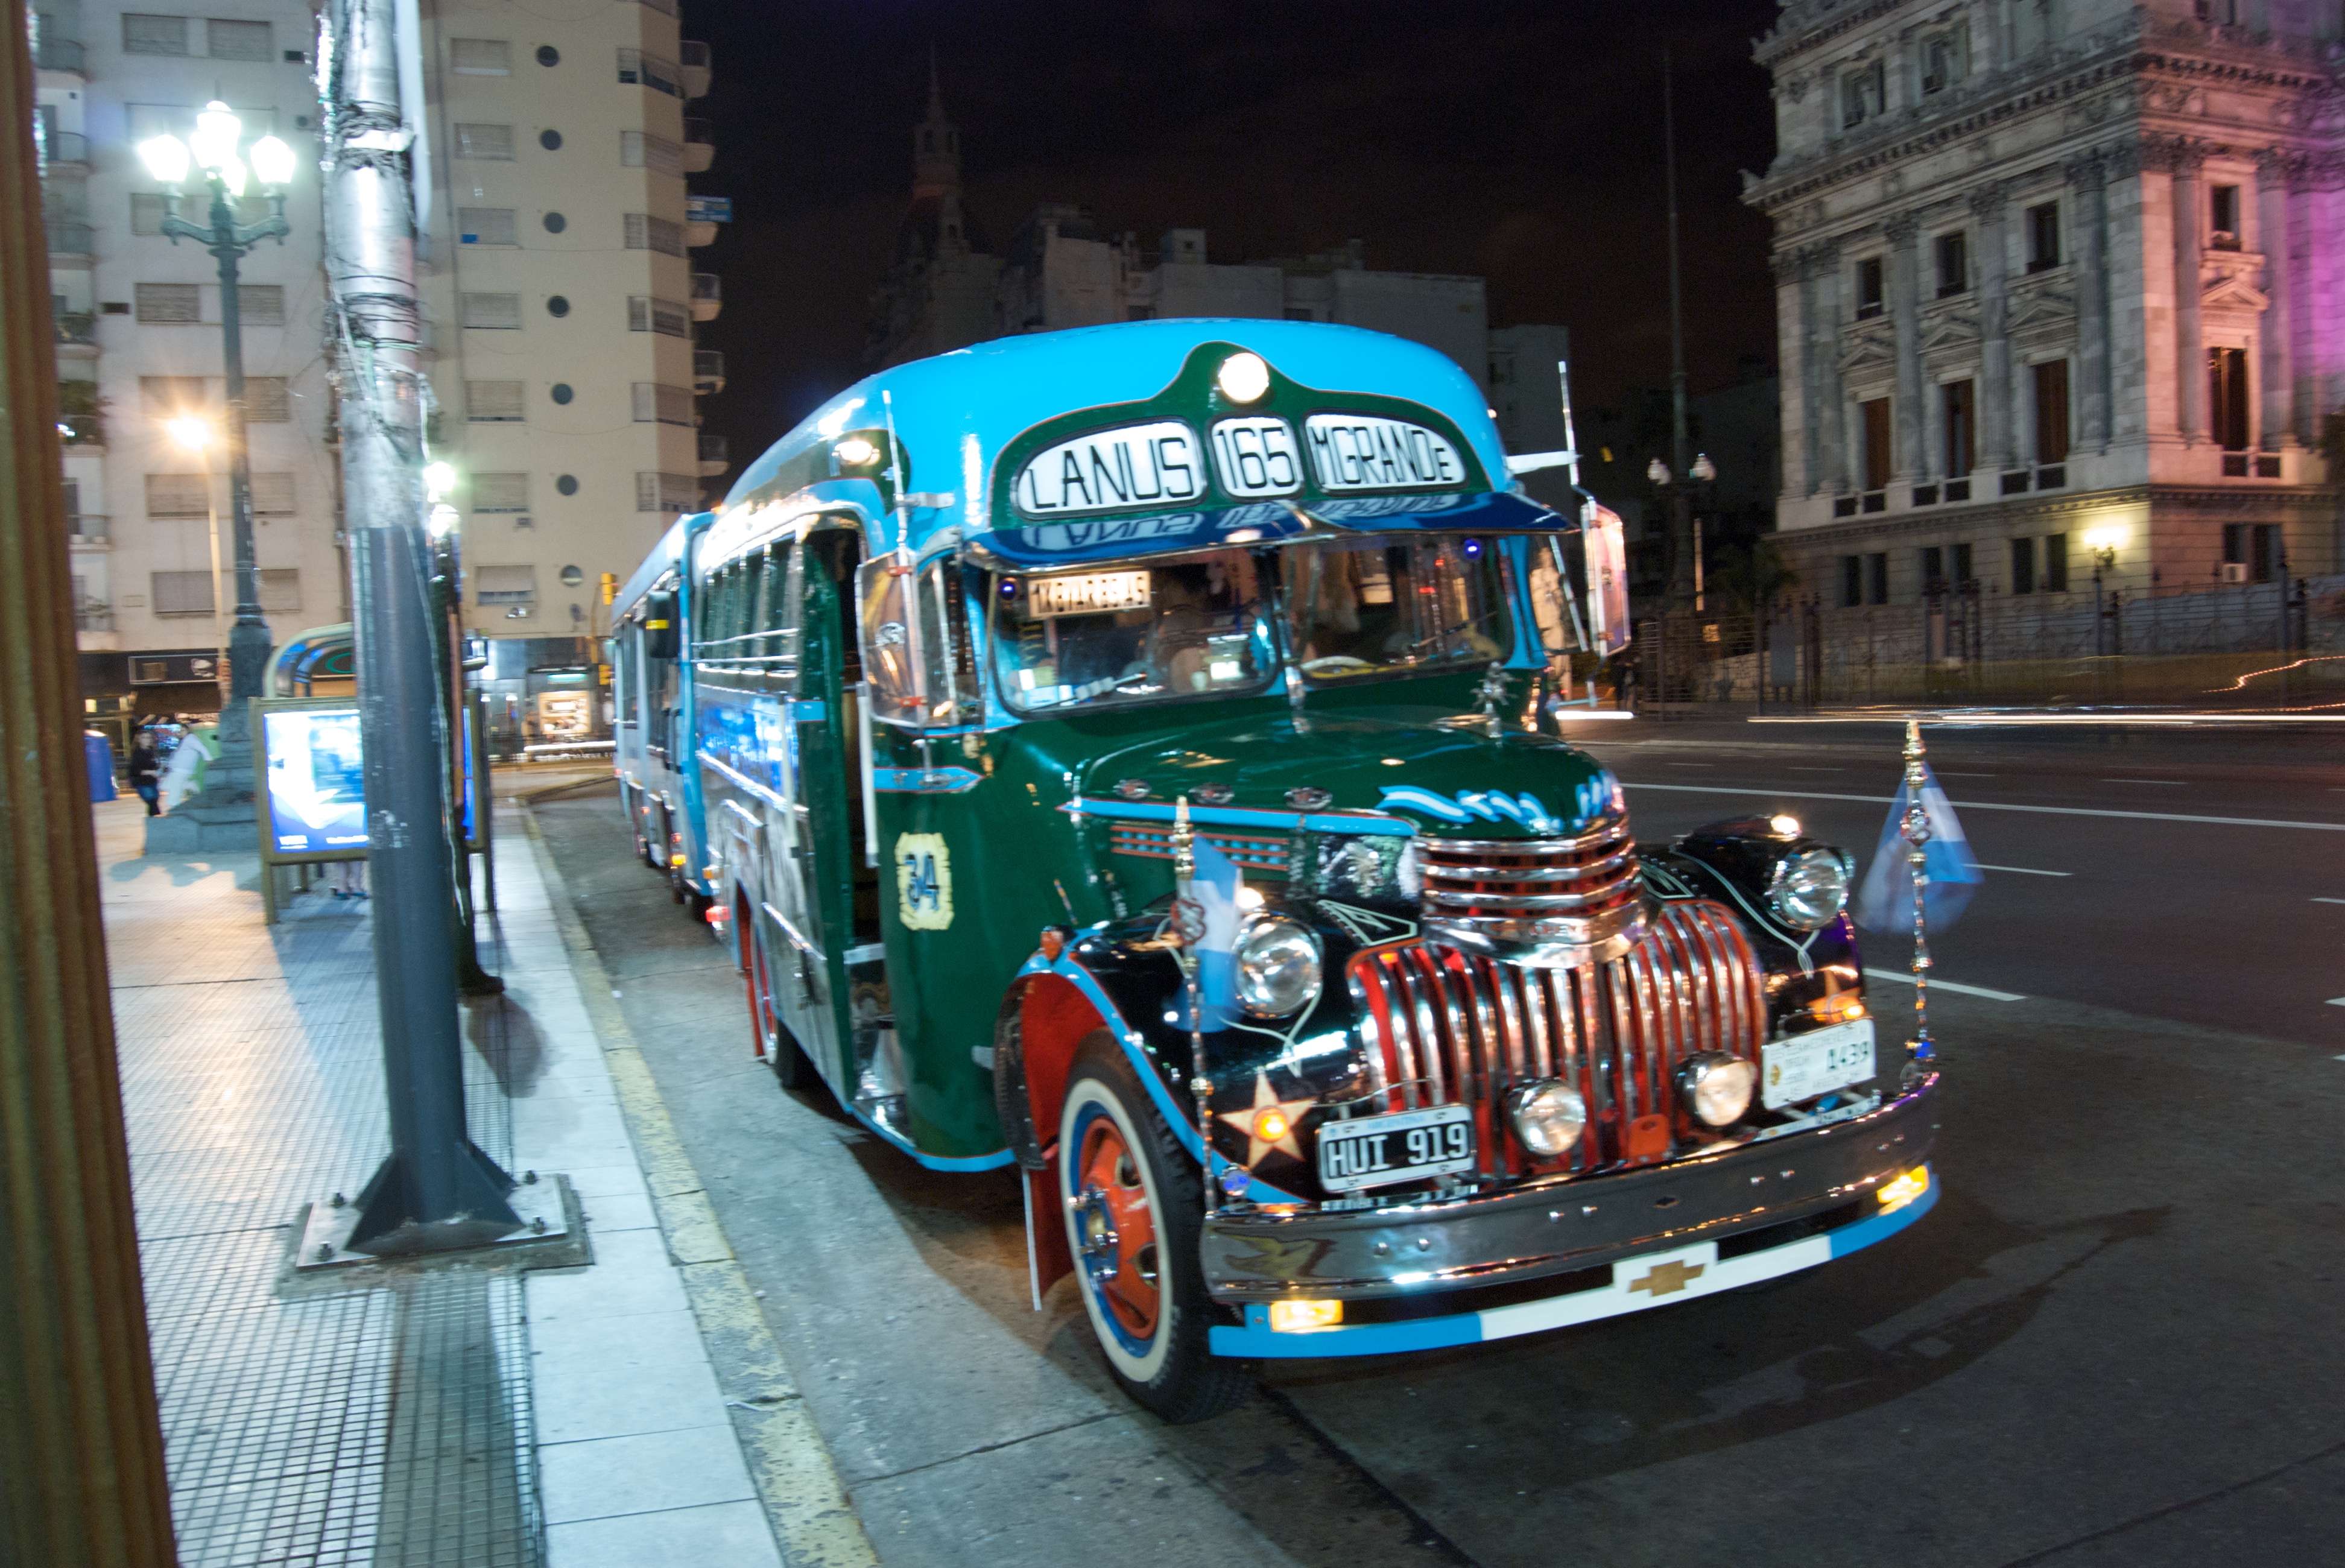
[989,549,1279,713]
[1282,534,1511,683]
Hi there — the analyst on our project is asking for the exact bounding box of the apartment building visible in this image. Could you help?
[39,0,719,726]
[1745,0,2343,608]
[39,0,336,718]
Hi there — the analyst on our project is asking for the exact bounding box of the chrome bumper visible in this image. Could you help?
[1201,1072,1939,1303]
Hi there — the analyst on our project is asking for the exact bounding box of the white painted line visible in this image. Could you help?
[2312,898,2345,906]
[1865,967,2027,1002]
[1786,766,1844,772]
[1936,771,1996,777]
[2103,778,2185,785]
[1977,864,2071,876]
[1618,780,2345,833]
[1665,762,1715,768]
[2329,1000,2345,1010]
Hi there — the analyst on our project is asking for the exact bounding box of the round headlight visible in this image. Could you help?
[1677,1051,1756,1127]
[1770,846,1850,931]
[1235,917,1321,1016]
[1215,351,1271,404]
[1504,1079,1587,1157]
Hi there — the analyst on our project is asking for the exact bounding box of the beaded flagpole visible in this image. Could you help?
[1900,718,1937,1066]
[1170,797,1220,1215]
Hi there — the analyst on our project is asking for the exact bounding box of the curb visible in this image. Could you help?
[516,803,881,1568]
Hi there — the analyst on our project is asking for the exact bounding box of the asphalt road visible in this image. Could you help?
[529,721,2342,1567]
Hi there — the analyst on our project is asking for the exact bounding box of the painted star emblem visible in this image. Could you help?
[1215,1070,1316,1167]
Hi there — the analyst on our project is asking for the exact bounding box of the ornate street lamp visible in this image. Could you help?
[138,104,295,718]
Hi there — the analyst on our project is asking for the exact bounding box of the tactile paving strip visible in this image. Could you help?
[105,826,539,1568]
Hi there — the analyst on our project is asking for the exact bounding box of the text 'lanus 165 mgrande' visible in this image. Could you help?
[607,320,1940,1423]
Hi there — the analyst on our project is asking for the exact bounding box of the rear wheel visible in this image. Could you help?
[1059,1036,1253,1424]
[747,912,817,1090]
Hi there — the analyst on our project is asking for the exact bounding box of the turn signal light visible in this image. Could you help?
[669,853,686,867]
[1810,993,1867,1023]
[1878,1166,1930,1212]
[1268,1299,1342,1333]
[1253,1107,1291,1144]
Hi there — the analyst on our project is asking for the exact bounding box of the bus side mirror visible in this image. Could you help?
[856,558,969,729]
[644,590,680,660]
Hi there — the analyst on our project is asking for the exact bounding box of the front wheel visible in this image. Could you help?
[1059,1036,1253,1424]
[746,912,817,1090]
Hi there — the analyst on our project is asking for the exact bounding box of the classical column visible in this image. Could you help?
[1971,180,2013,471]
[2284,158,2319,446]
[2067,148,2112,451]
[1888,212,1925,482]
[1813,239,1850,495]
[1773,246,1811,497]
[2256,148,2297,450]
[2171,140,2206,443]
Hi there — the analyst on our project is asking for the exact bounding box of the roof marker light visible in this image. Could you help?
[835,436,880,467]
[1216,351,1270,404]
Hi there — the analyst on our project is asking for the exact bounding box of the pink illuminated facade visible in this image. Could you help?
[1747,1,2343,607]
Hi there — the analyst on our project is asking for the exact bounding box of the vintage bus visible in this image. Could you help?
[609,320,1938,1423]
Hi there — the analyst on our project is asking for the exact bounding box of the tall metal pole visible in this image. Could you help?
[0,2,180,1557]
[323,0,518,1252]
[1663,44,1694,609]
[206,194,271,707]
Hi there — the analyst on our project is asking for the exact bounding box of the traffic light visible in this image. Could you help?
[600,571,618,605]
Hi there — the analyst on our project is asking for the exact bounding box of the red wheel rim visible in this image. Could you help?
[1076,1114,1160,1340]
[744,919,775,1057]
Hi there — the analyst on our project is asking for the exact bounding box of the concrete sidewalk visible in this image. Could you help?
[98,792,870,1564]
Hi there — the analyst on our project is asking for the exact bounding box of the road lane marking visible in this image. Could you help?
[1618,780,2345,832]
[1864,967,2026,1002]
[1977,864,2071,876]
[1665,762,1715,768]
[2312,898,2345,906]
[1937,771,1996,777]
[2329,1000,2345,1009]
[1786,766,1844,771]
[2102,778,2185,785]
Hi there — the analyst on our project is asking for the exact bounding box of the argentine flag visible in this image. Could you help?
[1853,763,1984,935]
[1175,832,1245,1032]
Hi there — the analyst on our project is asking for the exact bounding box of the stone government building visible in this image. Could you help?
[1745,0,2344,625]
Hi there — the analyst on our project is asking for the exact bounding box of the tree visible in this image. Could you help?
[1714,538,1798,614]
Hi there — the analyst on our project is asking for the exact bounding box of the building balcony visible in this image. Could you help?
[48,221,93,264]
[36,34,84,75]
[685,220,718,248]
[697,432,727,476]
[55,310,97,349]
[690,273,721,321]
[58,415,104,450]
[680,40,711,100]
[68,514,110,548]
[684,118,715,173]
[75,604,113,632]
[693,350,724,395]
[44,130,89,172]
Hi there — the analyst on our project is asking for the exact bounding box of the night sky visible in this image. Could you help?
[689,0,1782,463]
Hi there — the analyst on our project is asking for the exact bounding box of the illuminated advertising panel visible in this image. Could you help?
[259,706,369,857]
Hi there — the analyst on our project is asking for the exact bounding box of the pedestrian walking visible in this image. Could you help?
[128,729,162,816]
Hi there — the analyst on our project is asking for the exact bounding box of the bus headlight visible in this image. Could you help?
[1769,847,1850,930]
[1678,1052,1757,1127]
[1504,1079,1587,1157]
[1235,917,1320,1016]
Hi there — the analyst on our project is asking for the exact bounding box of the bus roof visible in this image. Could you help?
[711,319,1564,571]
[612,510,712,618]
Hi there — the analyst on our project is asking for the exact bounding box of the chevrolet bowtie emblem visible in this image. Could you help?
[1627,1259,1707,1297]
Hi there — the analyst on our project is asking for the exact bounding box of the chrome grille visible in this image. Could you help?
[1347,899,1765,1178]
[1416,815,1650,967]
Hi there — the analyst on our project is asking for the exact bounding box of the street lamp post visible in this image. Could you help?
[164,416,227,701]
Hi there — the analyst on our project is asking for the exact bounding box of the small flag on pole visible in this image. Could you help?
[1853,762,1984,934]
[1176,833,1244,1032]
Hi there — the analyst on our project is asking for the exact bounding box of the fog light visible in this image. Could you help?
[1677,1052,1756,1127]
[1878,1166,1929,1212]
[1504,1079,1587,1157]
[1268,1299,1342,1333]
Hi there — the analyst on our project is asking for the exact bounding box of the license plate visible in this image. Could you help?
[1317,1102,1476,1193]
[1761,1019,1876,1110]
[1023,570,1152,619]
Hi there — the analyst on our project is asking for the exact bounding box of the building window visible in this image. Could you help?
[458,207,518,247]
[2209,184,2241,250]
[134,282,200,323]
[450,38,510,75]
[1942,379,1976,476]
[1952,542,1973,587]
[1840,555,1863,607]
[1840,60,1884,128]
[2044,532,2069,592]
[2026,202,2060,272]
[631,382,695,426]
[1855,256,1885,319]
[1861,397,1893,491]
[454,123,515,161]
[2209,347,2250,451]
[128,192,201,234]
[1867,552,1889,605]
[2033,359,2071,464]
[258,567,300,612]
[244,377,289,422]
[145,473,210,518]
[139,375,206,414]
[205,19,270,60]
[2223,523,2282,581]
[619,132,685,178]
[250,473,295,515]
[471,473,531,513]
[1920,28,1967,93]
[236,284,284,325]
[2010,537,2036,594]
[461,292,522,330]
[122,14,189,55]
[151,570,215,615]
[616,48,680,96]
[1934,231,1968,298]
[1920,546,1946,596]
[473,564,537,606]
[622,212,685,254]
[636,472,700,512]
[467,381,525,422]
[627,296,691,337]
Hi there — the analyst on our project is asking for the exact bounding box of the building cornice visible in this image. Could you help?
[1755,0,1911,71]
[1777,481,2340,546]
